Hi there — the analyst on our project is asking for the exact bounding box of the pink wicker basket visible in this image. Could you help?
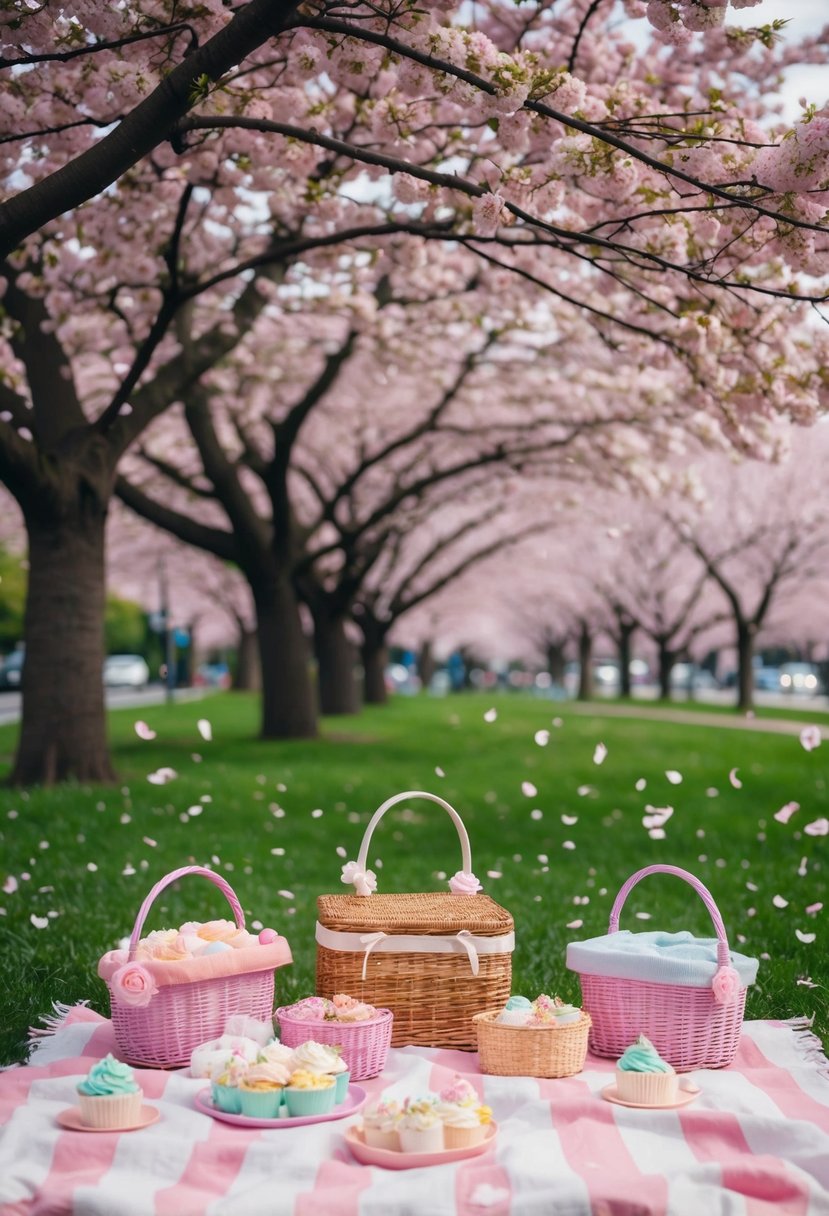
[566,865,758,1072]
[275,1005,393,1080]
[98,866,292,1069]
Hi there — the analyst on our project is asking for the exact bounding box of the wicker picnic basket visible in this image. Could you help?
[566,864,759,1071]
[274,1004,393,1080]
[474,1010,591,1078]
[98,865,292,1069]
[316,791,515,1051]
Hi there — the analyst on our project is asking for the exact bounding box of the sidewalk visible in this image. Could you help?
[565,701,817,736]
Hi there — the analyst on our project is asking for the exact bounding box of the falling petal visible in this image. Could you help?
[486,870,502,879]
[799,725,821,752]
[795,930,816,944]
[277,890,295,900]
[562,841,576,850]
[773,894,789,909]
[187,805,203,817]
[521,781,537,798]
[746,881,759,892]
[336,846,347,858]
[648,828,666,840]
[635,912,652,920]
[566,919,584,929]
[593,742,607,766]
[534,730,550,747]
[122,864,135,877]
[706,788,719,798]
[729,768,742,789]
[30,914,49,929]
[134,721,156,741]
[806,902,823,916]
[665,770,683,785]
[311,809,324,819]
[483,708,497,723]
[435,766,445,778]
[561,814,578,826]
[197,719,213,742]
[530,809,543,820]
[635,778,646,792]
[804,818,829,836]
[798,857,808,877]
[796,976,818,988]
[2,876,17,895]
[774,802,800,825]
[552,717,563,728]
[142,837,157,848]
[576,785,593,797]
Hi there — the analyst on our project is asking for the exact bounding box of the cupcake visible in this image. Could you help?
[498,996,533,1026]
[291,1040,350,1102]
[257,1040,295,1069]
[615,1036,678,1105]
[284,1068,336,1116]
[551,1000,582,1027]
[362,1099,402,1150]
[398,1098,444,1153]
[76,1055,143,1129]
[210,1053,249,1113]
[238,1061,291,1118]
[436,1076,491,1148]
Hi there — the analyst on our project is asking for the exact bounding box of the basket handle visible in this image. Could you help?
[608,864,731,969]
[128,865,245,961]
[341,790,479,896]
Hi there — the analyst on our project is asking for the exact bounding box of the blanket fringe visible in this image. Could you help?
[27,1000,90,1057]
[784,1015,829,1079]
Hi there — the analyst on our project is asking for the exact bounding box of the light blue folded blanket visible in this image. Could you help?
[566,930,759,988]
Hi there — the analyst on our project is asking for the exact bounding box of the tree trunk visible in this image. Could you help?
[313,610,360,715]
[577,622,593,701]
[12,504,114,785]
[657,639,674,701]
[255,574,317,738]
[418,640,436,689]
[545,641,566,686]
[234,627,262,691]
[362,637,388,705]
[736,622,754,712]
[617,621,636,699]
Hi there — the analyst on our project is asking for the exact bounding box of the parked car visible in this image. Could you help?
[0,650,24,690]
[754,666,782,692]
[670,663,719,691]
[103,654,150,688]
[779,662,820,694]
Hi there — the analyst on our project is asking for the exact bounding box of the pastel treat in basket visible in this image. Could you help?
[275,993,392,1081]
[284,1068,336,1116]
[77,1054,143,1129]
[615,1035,678,1105]
[362,1099,403,1150]
[210,1053,249,1113]
[238,1061,291,1118]
[529,994,583,1027]
[436,1076,492,1148]
[398,1098,444,1153]
[498,996,533,1026]
[290,1040,350,1103]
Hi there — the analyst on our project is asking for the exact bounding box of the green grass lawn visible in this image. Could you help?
[0,692,826,1065]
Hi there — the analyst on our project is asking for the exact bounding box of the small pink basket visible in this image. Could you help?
[567,865,757,1071]
[98,866,292,1069]
[275,1005,393,1080]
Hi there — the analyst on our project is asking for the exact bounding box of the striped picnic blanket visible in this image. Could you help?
[1,1006,828,1215]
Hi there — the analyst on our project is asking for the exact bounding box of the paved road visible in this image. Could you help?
[0,685,206,726]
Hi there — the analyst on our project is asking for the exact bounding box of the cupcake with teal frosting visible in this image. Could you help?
[616,1036,678,1105]
[498,995,533,1026]
[77,1054,143,1128]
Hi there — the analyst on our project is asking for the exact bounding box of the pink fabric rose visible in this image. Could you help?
[111,962,159,1008]
[448,870,482,895]
[712,966,741,1006]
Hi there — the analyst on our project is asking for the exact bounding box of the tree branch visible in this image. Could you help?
[115,475,239,561]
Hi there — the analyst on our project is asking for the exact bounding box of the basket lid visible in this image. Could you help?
[317,892,513,936]
[566,930,758,989]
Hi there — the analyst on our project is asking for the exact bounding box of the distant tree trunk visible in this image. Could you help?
[657,638,674,701]
[362,637,388,705]
[234,627,261,691]
[418,640,436,688]
[736,622,754,712]
[546,641,566,686]
[577,622,593,701]
[12,502,114,785]
[617,620,636,699]
[255,573,317,738]
[313,609,360,715]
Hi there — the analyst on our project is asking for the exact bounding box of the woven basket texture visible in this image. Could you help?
[474,1011,591,1078]
[275,1007,393,1080]
[109,971,274,1069]
[578,973,746,1071]
[316,893,513,1050]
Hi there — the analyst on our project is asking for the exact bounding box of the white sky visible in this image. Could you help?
[729,0,828,119]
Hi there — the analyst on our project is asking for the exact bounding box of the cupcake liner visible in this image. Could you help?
[399,1124,444,1153]
[615,1069,678,1106]
[77,1089,144,1130]
[363,1126,401,1151]
[239,1087,283,1118]
[333,1071,351,1104]
[284,1086,336,1117]
[212,1081,243,1114]
[444,1123,487,1149]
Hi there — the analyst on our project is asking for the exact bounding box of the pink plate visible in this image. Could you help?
[601,1084,700,1111]
[195,1085,367,1128]
[56,1105,160,1133]
[344,1123,498,1169]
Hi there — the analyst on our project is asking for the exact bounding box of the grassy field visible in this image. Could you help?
[0,692,826,1065]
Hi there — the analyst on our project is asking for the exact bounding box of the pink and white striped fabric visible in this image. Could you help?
[1,1007,828,1215]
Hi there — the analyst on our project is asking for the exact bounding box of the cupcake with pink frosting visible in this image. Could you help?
[398,1098,444,1153]
[362,1099,402,1150]
[436,1075,491,1148]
